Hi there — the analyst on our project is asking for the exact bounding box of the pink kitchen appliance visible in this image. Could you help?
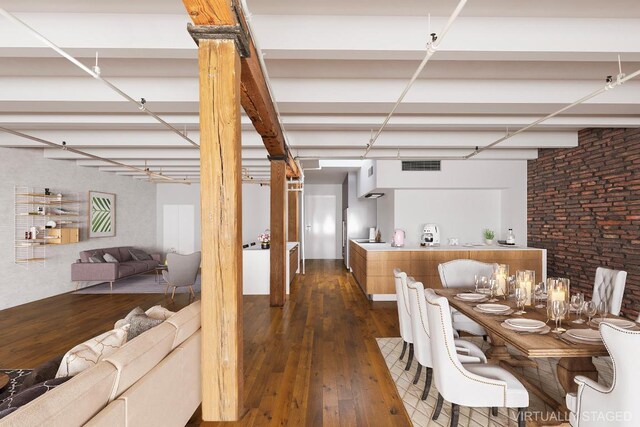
[392,228,406,247]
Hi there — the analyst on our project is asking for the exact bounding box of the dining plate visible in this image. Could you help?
[505,318,546,330]
[567,329,602,342]
[591,318,636,329]
[456,293,487,301]
[476,303,510,313]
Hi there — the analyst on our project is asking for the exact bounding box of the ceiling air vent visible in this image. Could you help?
[401,160,441,171]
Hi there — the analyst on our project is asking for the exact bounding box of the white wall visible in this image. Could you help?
[346,171,377,239]
[394,189,501,246]
[304,184,342,259]
[0,147,157,310]
[156,183,201,253]
[376,190,395,243]
[242,183,270,244]
[371,159,528,245]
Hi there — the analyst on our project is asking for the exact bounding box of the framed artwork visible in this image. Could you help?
[89,191,116,238]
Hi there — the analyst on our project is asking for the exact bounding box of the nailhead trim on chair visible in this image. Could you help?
[426,294,508,407]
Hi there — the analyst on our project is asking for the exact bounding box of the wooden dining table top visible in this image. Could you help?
[436,288,617,358]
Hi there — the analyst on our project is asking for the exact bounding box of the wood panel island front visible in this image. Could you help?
[349,240,546,298]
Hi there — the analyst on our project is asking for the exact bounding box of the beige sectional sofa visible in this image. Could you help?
[0,301,202,427]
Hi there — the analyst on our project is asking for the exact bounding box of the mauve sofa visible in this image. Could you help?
[71,247,161,291]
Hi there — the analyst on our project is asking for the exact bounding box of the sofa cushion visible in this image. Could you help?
[102,247,122,262]
[0,377,71,416]
[129,249,153,261]
[124,261,151,274]
[114,307,145,329]
[103,322,176,400]
[146,306,175,321]
[56,325,130,378]
[19,355,65,392]
[103,253,119,263]
[80,249,104,263]
[89,255,105,263]
[118,247,133,262]
[166,301,201,349]
[117,264,136,278]
[127,314,163,341]
[0,362,119,427]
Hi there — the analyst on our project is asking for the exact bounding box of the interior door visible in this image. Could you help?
[305,194,337,259]
[163,204,195,254]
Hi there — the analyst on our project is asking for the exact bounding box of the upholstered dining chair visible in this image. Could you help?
[406,277,487,400]
[162,252,201,300]
[393,268,414,370]
[424,288,529,427]
[592,267,627,316]
[566,323,640,426]
[438,259,497,337]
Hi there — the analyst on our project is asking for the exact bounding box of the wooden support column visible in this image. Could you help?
[288,189,299,242]
[270,159,287,306]
[198,38,243,421]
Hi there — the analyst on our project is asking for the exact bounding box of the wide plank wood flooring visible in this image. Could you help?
[0,260,410,426]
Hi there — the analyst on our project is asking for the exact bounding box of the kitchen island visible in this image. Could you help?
[349,240,546,300]
[243,242,299,295]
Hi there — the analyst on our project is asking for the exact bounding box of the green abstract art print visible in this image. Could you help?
[89,191,116,238]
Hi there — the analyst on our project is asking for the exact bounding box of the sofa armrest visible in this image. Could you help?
[71,262,118,281]
[151,253,162,263]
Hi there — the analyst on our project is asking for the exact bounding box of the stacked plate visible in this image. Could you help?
[505,318,546,331]
[455,293,487,302]
[566,329,602,343]
[476,303,510,314]
[591,318,637,329]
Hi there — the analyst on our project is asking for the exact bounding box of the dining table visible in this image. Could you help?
[435,288,637,413]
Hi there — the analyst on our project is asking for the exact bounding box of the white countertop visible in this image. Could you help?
[352,240,541,252]
[244,242,299,251]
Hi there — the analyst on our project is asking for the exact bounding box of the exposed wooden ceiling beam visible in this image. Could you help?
[182,0,301,178]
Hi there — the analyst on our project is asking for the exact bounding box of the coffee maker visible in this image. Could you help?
[420,224,440,247]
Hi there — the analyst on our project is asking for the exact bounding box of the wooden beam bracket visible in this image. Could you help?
[267,154,287,161]
[187,23,250,58]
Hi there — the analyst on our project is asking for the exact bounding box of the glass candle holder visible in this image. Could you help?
[516,270,535,306]
[493,264,509,297]
[547,277,570,318]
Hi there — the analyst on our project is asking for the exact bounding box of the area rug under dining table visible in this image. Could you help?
[376,337,613,427]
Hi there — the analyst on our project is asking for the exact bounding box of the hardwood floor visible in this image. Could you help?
[0,260,410,426]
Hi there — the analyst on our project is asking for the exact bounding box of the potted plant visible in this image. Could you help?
[259,230,271,249]
[483,229,495,245]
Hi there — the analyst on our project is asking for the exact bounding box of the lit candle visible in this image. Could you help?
[524,280,532,305]
[551,289,565,302]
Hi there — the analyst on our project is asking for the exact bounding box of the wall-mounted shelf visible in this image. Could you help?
[14,186,82,266]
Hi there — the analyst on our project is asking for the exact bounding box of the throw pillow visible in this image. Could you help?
[127,313,163,340]
[113,306,145,329]
[89,255,105,263]
[0,377,71,417]
[129,249,153,261]
[102,253,119,263]
[55,325,130,378]
[146,305,175,321]
[19,355,64,392]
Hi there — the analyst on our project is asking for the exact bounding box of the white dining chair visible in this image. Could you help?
[592,267,627,316]
[406,277,487,400]
[393,268,414,370]
[438,259,497,337]
[566,323,640,426]
[424,288,529,427]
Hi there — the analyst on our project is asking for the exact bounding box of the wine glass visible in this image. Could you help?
[479,276,488,294]
[507,275,516,298]
[571,293,585,324]
[584,301,597,326]
[514,287,527,315]
[488,279,498,302]
[598,300,609,321]
[474,274,481,293]
[534,282,546,308]
[552,300,568,333]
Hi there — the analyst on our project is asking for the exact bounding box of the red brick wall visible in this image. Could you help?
[528,128,640,319]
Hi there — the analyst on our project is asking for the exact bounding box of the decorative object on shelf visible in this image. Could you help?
[89,191,116,238]
[516,270,535,306]
[506,228,516,245]
[493,264,509,296]
[45,220,56,229]
[483,228,495,245]
[259,230,271,249]
[547,277,570,319]
[44,188,50,196]
[29,227,40,240]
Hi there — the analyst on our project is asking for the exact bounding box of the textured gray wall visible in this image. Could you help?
[0,147,157,310]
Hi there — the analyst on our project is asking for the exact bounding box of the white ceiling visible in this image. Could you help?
[0,0,639,182]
